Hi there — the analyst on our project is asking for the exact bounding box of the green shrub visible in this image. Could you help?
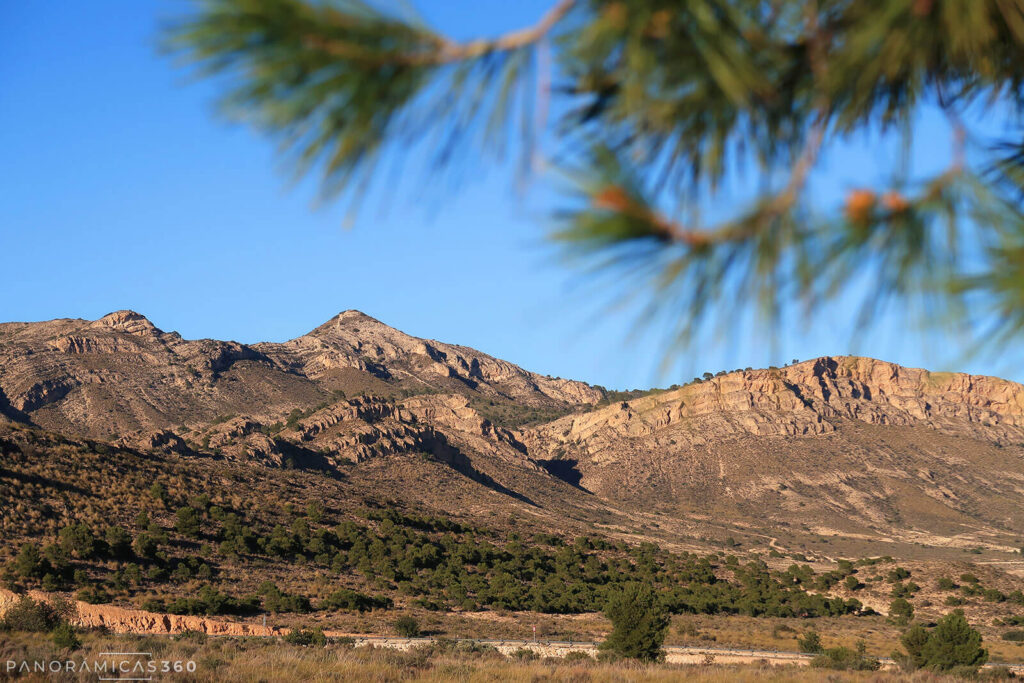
[164,585,259,616]
[173,630,208,644]
[1001,630,1024,642]
[798,630,823,654]
[133,531,162,559]
[0,596,68,632]
[258,581,311,613]
[889,598,914,625]
[122,563,142,586]
[11,543,45,579]
[598,582,669,662]
[320,587,390,612]
[149,482,167,503]
[59,524,100,559]
[811,644,880,671]
[105,526,133,558]
[395,615,420,637]
[565,650,593,661]
[891,582,919,598]
[175,507,202,538]
[141,598,165,612]
[51,622,81,650]
[76,585,113,604]
[887,567,911,583]
[283,627,327,647]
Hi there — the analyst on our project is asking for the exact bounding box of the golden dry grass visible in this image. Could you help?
[0,632,1007,682]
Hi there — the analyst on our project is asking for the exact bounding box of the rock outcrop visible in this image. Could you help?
[524,356,1024,458]
[516,357,1024,544]
[117,429,193,455]
[263,310,602,405]
[0,589,281,636]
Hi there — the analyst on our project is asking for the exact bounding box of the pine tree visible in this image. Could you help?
[168,1,1024,351]
[798,630,823,654]
[898,610,988,673]
[12,543,44,579]
[174,507,203,538]
[889,597,914,625]
[599,582,669,661]
[899,622,930,669]
[919,610,988,672]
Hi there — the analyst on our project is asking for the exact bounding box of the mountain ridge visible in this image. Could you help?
[1,310,1023,553]
[0,309,600,439]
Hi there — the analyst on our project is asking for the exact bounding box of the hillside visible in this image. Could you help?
[524,357,1024,550]
[1,311,1023,651]
[2,312,1024,552]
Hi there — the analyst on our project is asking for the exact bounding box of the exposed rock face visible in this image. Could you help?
[403,393,525,452]
[91,310,162,337]
[0,589,282,636]
[118,429,193,456]
[0,311,322,438]
[0,310,598,439]
[783,357,1024,432]
[184,393,541,502]
[519,357,1024,543]
[524,356,1024,458]
[263,311,601,405]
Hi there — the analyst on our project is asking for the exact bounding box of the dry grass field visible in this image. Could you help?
[0,631,1017,682]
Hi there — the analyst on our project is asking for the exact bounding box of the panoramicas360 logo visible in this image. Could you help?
[5,651,196,679]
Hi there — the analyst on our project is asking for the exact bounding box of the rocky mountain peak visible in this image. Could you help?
[286,311,603,406]
[90,310,161,336]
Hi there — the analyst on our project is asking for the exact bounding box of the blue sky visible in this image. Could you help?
[2,1,1018,388]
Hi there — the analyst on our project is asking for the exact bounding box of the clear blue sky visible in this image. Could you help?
[2,1,1017,388]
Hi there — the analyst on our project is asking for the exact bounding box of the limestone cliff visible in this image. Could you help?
[519,357,1024,544]
[523,356,1024,458]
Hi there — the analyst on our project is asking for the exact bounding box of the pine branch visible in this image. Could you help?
[306,0,576,65]
[168,0,1024,358]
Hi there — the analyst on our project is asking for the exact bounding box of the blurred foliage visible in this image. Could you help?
[168,0,1024,350]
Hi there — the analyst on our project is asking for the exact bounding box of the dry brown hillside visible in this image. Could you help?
[0,310,598,440]
[522,357,1024,552]
[1,311,1023,559]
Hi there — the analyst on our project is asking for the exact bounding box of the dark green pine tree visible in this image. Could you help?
[919,610,988,672]
[599,582,670,661]
[168,1,1024,352]
[899,622,930,670]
